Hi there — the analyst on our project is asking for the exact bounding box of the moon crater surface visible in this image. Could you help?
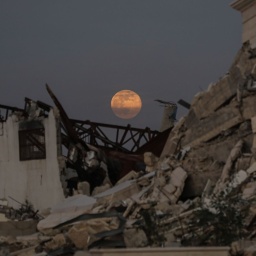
[111,90,142,119]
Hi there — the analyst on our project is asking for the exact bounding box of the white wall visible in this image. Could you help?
[0,110,65,211]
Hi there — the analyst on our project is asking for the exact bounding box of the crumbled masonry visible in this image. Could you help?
[1,43,256,255]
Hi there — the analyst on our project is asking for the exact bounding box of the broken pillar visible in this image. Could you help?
[155,100,177,132]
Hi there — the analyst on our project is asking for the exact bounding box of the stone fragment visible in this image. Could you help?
[168,194,178,204]
[242,182,256,199]
[202,179,214,199]
[173,187,183,199]
[68,217,119,249]
[245,205,256,227]
[231,240,256,256]
[77,181,90,196]
[247,161,256,175]
[45,233,66,250]
[231,170,248,188]
[68,223,89,249]
[170,167,187,188]
[220,140,244,183]
[236,156,252,172]
[159,156,171,171]
[144,152,158,173]
[180,199,193,211]
[164,232,179,247]
[155,176,166,187]
[123,228,148,248]
[163,183,176,194]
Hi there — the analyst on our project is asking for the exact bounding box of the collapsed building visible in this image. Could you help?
[0,83,174,211]
[1,0,256,255]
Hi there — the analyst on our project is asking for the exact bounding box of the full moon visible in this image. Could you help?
[111,90,142,119]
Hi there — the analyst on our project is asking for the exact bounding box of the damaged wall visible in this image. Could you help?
[0,109,65,210]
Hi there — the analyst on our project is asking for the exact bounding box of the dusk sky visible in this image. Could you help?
[0,1,242,131]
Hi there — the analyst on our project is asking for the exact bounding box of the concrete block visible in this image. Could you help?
[68,223,90,249]
[163,183,176,194]
[170,167,187,188]
[231,170,248,188]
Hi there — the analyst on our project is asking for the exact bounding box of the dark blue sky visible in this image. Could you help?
[0,1,241,130]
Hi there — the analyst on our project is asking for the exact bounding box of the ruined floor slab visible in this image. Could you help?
[37,195,96,231]
[182,102,243,147]
[95,180,139,204]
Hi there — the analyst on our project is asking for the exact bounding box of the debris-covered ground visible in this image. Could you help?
[1,43,256,256]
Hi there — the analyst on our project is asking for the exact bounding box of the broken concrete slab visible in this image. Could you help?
[182,102,243,147]
[37,195,96,232]
[94,180,139,204]
[192,75,237,120]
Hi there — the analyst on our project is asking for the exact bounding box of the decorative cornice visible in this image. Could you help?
[230,0,256,11]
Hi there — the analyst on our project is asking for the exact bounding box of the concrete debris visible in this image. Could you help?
[123,228,148,248]
[2,24,256,256]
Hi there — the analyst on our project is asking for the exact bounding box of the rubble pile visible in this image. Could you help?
[1,44,256,255]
